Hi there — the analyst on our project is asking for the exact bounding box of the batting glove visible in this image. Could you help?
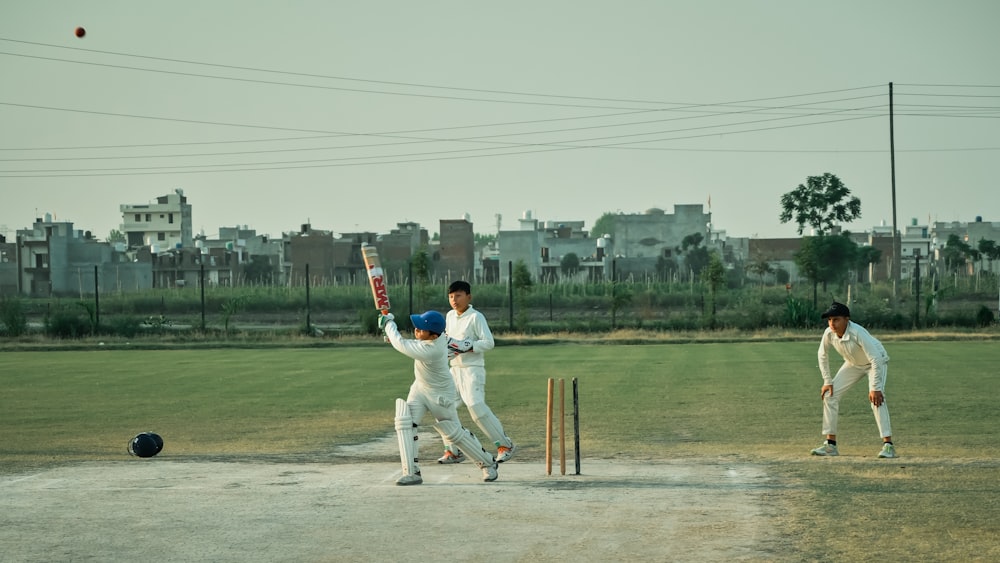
[377,312,395,331]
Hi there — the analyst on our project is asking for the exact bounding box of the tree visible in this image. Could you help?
[474,233,497,246]
[679,233,710,279]
[559,253,580,277]
[978,238,999,272]
[855,246,882,282]
[794,234,858,304]
[107,229,126,244]
[591,212,616,239]
[243,255,276,285]
[511,260,533,331]
[779,173,862,235]
[745,258,774,287]
[656,255,678,281]
[704,252,726,327]
[410,248,433,309]
[941,234,969,274]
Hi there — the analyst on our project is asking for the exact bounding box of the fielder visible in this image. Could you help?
[380,310,499,485]
[811,301,896,459]
[437,281,516,465]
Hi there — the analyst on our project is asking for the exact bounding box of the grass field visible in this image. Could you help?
[2,340,998,561]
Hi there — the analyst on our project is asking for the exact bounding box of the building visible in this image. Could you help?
[437,217,475,281]
[12,216,148,296]
[120,189,193,251]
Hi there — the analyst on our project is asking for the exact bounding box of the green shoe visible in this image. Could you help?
[878,443,897,459]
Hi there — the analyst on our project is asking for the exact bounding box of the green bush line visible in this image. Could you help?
[2,279,997,339]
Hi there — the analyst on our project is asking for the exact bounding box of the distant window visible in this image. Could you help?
[145,214,151,222]
[157,232,166,241]
[134,214,141,222]
[912,248,922,257]
[169,213,174,224]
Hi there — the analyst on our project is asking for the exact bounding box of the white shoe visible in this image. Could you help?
[478,461,499,482]
[811,442,839,456]
[396,473,423,486]
[878,443,897,458]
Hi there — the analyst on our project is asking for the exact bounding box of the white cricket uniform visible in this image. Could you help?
[817,320,892,438]
[383,321,459,425]
[446,305,511,449]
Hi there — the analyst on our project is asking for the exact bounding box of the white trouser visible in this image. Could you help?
[822,362,892,438]
[444,365,510,450]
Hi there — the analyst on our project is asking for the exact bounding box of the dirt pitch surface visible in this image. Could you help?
[1,435,781,562]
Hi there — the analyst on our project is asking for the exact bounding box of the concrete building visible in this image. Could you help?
[608,205,713,279]
[12,216,148,296]
[120,189,193,251]
[437,217,475,282]
[282,223,340,286]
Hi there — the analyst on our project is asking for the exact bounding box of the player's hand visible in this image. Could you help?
[869,390,884,407]
[447,337,473,354]
[378,312,395,331]
[820,384,833,399]
[446,337,472,360]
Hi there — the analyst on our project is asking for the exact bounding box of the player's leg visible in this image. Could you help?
[432,418,498,482]
[870,364,895,458]
[812,363,865,456]
[394,398,422,485]
[822,363,867,435]
[458,366,516,462]
[437,372,466,464]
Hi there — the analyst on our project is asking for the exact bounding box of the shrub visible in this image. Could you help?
[976,305,995,328]
[0,297,29,337]
[44,306,91,338]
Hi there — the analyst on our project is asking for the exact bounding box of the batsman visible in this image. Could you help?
[380,310,500,485]
[362,244,498,485]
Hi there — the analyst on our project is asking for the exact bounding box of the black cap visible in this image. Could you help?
[821,301,851,319]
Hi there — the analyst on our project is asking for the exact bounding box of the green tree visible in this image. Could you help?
[794,235,858,305]
[560,253,580,277]
[977,238,998,272]
[411,249,432,309]
[704,252,726,327]
[511,260,533,330]
[656,255,678,281]
[107,229,126,244]
[779,173,862,235]
[591,212,616,239]
[855,245,882,282]
[243,255,276,285]
[941,234,970,274]
[474,233,497,246]
[745,258,774,288]
[679,233,710,279]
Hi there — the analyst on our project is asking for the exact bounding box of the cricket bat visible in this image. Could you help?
[361,244,391,315]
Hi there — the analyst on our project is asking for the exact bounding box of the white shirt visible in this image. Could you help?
[384,321,453,394]
[446,305,495,368]
[818,320,890,391]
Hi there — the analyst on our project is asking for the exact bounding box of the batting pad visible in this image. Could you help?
[394,399,419,476]
[468,403,510,448]
[433,419,493,465]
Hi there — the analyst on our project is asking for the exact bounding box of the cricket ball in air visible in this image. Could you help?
[75,27,86,38]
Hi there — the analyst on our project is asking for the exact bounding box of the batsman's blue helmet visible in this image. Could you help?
[410,310,446,335]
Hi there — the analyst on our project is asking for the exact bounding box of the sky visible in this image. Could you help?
[1,1,998,243]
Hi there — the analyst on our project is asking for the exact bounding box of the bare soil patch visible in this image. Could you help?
[0,433,783,562]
